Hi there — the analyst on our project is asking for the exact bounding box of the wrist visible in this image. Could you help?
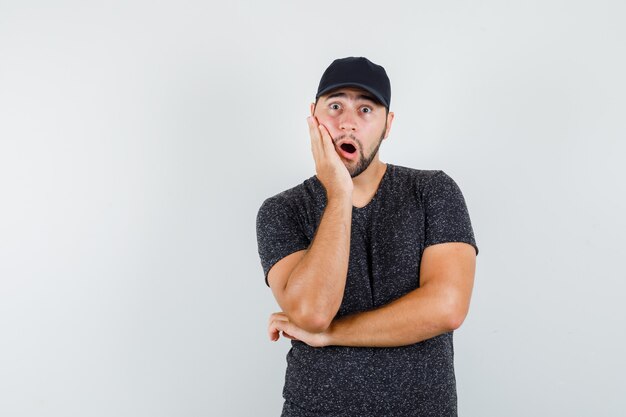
[322,319,341,347]
[327,189,352,203]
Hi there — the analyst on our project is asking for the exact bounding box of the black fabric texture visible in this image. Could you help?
[255,163,478,416]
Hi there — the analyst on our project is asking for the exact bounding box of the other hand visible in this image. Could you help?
[268,311,330,348]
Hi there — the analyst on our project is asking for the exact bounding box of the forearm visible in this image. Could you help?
[284,194,352,330]
[325,284,459,347]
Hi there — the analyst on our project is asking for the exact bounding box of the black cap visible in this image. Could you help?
[316,57,391,108]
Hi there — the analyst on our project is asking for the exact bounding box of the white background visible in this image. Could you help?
[1,1,624,416]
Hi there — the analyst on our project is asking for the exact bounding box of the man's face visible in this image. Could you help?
[311,87,394,178]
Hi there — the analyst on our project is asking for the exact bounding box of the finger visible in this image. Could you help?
[307,116,323,157]
[269,322,280,341]
[268,315,290,338]
[268,312,289,326]
[271,319,300,340]
[269,320,289,341]
[275,313,289,322]
[317,123,336,155]
[306,116,319,137]
[269,321,286,342]
[311,116,329,158]
[306,115,316,130]
[270,311,289,319]
[311,116,326,154]
[283,332,298,340]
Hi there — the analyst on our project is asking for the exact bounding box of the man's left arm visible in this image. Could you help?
[324,241,476,347]
[268,241,476,347]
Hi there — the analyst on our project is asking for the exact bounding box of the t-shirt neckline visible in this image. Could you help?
[352,163,392,211]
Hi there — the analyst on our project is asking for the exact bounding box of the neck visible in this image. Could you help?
[351,158,387,205]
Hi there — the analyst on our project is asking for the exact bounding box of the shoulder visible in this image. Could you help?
[385,164,470,205]
[388,163,450,190]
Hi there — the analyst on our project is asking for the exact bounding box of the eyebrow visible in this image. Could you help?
[324,92,379,105]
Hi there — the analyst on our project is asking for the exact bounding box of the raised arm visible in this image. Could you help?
[270,194,352,333]
[267,117,353,334]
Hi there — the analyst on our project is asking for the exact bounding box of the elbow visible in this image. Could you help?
[284,288,335,333]
[442,296,469,331]
[282,282,339,333]
[291,308,332,334]
[446,311,466,331]
[303,318,332,334]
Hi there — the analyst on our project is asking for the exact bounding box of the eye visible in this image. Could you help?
[361,106,372,113]
[330,103,341,110]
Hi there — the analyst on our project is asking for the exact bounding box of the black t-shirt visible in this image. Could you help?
[256,163,478,417]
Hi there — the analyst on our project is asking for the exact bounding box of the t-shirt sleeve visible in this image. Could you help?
[256,197,311,287]
[422,170,479,255]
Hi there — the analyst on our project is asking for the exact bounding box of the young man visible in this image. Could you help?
[256,57,479,417]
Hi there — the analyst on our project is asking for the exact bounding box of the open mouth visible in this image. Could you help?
[340,143,357,154]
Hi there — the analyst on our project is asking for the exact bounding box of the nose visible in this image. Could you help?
[339,109,357,131]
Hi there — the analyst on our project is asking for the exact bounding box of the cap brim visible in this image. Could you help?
[316,82,389,108]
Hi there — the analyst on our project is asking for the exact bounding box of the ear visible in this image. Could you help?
[383,111,395,139]
[310,102,315,116]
